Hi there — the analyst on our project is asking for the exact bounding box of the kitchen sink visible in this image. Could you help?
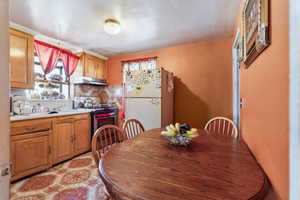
[48,111,59,114]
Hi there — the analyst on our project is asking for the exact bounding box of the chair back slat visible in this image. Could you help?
[92,125,125,166]
[123,119,145,139]
[204,117,238,139]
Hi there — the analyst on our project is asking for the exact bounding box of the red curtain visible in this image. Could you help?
[34,40,79,76]
[60,50,80,76]
[34,40,61,74]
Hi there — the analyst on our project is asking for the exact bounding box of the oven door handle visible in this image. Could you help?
[95,116,116,120]
[95,113,116,118]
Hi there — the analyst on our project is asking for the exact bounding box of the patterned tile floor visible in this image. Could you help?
[10,152,107,200]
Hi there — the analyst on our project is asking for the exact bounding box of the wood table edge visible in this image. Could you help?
[98,130,271,200]
[99,158,143,200]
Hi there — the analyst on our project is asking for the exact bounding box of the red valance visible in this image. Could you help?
[60,52,79,76]
[34,40,80,76]
[122,56,157,64]
[34,40,61,74]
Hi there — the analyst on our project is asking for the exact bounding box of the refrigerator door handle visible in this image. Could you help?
[149,98,160,105]
[149,98,154,104]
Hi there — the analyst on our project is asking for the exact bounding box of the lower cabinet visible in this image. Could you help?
[74,117,91,155]
[10,113,91,181]
[53,118,75,164]
[53,114,91,165]
[11,131,51,181]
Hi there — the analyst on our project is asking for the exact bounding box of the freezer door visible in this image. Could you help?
[125,69,161,98]
[125,98,161,130]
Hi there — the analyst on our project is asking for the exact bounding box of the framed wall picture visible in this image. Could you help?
[242,0,270,67]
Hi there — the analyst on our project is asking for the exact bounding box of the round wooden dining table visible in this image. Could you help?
[98,128,269,200]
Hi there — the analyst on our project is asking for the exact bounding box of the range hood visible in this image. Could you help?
[74,78,108,86]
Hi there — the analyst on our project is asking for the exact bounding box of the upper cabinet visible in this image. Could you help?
[10,29,34,89]
[78,53,106,80]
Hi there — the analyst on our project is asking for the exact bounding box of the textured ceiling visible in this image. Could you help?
[10,0,240,56]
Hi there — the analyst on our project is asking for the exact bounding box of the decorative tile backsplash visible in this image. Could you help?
[74,84,108,98]
[74,85,122,104]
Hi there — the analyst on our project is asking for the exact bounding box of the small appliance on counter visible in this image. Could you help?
[83,97,94,108]
[12,100,24,115]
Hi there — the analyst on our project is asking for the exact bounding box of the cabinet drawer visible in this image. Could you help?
[74,113,90,120]
[11,119,52,135]
[54,114,89,123]
[54,116,75,124]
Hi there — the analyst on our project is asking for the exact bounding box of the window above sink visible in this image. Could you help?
[26,55,70,100]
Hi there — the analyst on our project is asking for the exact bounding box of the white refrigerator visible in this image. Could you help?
[125,68,174,130]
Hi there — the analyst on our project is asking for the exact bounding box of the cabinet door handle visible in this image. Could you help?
[64,118,74,121]
[48,146,51,154]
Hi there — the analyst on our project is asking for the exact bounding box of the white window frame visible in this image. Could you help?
[122,58,157,83]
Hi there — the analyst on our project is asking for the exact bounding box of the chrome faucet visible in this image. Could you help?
[31,105,37,113]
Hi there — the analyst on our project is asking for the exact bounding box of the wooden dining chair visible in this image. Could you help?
[92,125,125,166]
[204,117,239,139]
[123,119,145,139]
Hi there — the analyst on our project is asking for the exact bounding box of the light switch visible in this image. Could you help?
[240,98,245,108]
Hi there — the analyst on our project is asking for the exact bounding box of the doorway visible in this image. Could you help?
[0,0,10,199]
[232,30,241,130]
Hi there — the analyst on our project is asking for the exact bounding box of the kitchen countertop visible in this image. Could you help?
[10,109,92,122]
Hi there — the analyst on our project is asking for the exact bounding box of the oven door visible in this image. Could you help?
[93,113,116,134]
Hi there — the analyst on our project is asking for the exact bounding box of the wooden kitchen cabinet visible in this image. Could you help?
[85,54,97,78]
[53,114,91,164]
[11,131,51,181]
[10,113,91,180]
[78,53,106,79]
[74,115,91,154]
[10,28,34,89]
[95,60,105,79]
[53,117,75,164]
[10,118,52,181]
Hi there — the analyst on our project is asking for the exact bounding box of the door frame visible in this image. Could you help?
[232,30,241,129]
[0,0,10,199]
[289,0,300,198]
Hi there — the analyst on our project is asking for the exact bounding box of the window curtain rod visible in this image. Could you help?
[122,56,158,64]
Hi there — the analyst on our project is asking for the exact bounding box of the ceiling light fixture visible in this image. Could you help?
[104,19,121,35]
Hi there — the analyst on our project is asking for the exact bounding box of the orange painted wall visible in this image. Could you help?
[107,38,233,128]
[237,0,289,199]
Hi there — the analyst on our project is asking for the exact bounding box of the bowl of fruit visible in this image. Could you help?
[161,123,199,146]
